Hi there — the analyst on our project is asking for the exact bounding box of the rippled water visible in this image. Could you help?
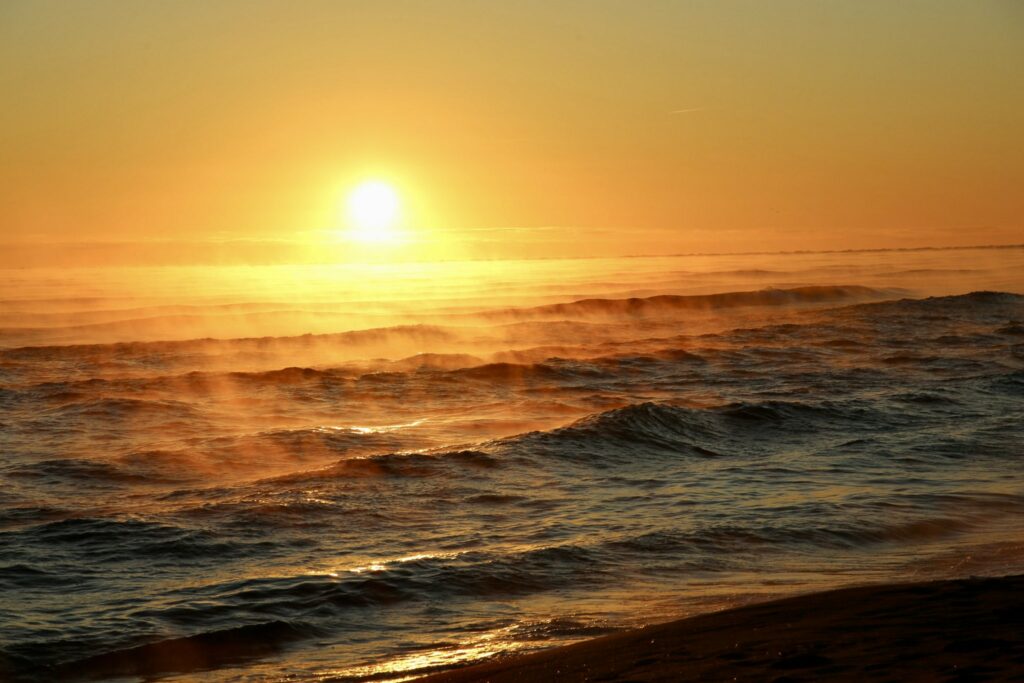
[2,248,1023,681]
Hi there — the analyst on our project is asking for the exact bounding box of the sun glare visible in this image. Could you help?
[346,181,401,242]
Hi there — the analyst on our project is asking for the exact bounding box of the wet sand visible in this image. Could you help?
[417,575,1024,682]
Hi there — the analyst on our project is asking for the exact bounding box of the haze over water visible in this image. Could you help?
[2,246,1023,681]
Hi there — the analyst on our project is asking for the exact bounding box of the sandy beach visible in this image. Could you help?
[418,574,1024,682]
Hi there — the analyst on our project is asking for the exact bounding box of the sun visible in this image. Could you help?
[346,181,401,242]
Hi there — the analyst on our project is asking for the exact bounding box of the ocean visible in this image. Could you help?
[2,247,1023,681]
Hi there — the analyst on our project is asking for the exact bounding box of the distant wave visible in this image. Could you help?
[6,288,1015,370]
[0,323,457,354]
[263,398,898,483]
[514,402,727,456]
[492,285,894,320]
[0,285,893,351]
[847,291,1023,317]
[503,399,894,462]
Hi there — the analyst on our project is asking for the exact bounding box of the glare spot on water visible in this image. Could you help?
[326,551,463,577]
[316,623,539,682]
[313,419,426,435]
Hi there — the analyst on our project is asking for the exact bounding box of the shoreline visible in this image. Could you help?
[416,574,1024,682]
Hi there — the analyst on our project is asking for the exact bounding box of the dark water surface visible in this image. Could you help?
[2,249,1023,681]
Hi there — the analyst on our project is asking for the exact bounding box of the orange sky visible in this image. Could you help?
[1,1,1022,263]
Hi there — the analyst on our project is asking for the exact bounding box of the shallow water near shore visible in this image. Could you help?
[2,247,1024,681]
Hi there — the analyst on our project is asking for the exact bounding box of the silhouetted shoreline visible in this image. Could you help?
[417,574,1024,682]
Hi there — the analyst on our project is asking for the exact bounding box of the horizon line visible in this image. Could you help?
[0,240,1021,269]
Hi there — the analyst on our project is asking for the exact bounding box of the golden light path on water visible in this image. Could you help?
[318,631,540,683]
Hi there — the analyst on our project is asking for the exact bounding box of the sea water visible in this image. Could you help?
[2,247,1023,681]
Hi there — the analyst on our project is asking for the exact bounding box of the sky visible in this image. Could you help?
[1,0,1022,264]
